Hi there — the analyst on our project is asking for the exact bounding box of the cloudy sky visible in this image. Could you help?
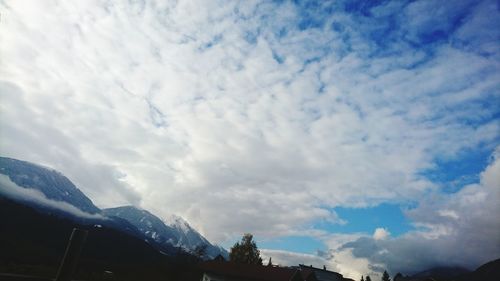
[1,0,499,279]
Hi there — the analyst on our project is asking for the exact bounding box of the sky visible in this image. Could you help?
[0,0,499,279]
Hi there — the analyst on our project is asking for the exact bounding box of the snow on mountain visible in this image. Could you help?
[0,157,100,214]
[105,206,228,259]
[103,206,179,246]
[163,214,210,248]
[165,214,229,259]
[0,156,227,258]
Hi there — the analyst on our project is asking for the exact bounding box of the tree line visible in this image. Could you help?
[229,233,400,281]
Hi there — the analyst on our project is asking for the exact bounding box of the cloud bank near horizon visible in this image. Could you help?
[0,0,498,277]
[0,174,105,220]
[325,148,499,278]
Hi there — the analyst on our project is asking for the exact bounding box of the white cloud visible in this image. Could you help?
[0,174,104,220]
[260,246,377,281]
[328,146,500,275]
[332,248,379,281]
[265,146,499,277]
[373,228,390,240]
[260,249,330,269]
[437,209,459,220]
[0,1,498,272]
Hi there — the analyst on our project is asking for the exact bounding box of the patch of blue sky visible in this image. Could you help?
[287,0,480,46]
[292,0,336,28]
[334,6,406,58]
[276,27,288,39]
[243,30,259,45]
[297,15,325,31]
[199,34,223,51]
[318,81,326,94]
[415,85,500,131]
[453,98,500,128]
[343,0,391,17]
[404,1,479,47]
[366,17,399,48]
[272,49,285,64]
[330,21,344,33]
[348,0,482,58]
[297,56,322,73]
[317,203,415,237]
[259,235,326,254]
[420,146,496,193]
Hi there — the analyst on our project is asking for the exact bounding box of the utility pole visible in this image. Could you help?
[55,228,88,281]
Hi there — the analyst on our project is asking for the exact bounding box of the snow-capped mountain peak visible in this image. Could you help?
[103,206,179,246]
[164,214,200,235]
[163,214,210,247]
[0,156,227,259]
[0,157,100,214]
[103,206,228,259]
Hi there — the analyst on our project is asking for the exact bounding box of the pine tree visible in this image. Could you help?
[366,276,372,281]
[360,275,364,281]
[382,270,391,281]
[229,233,263,265]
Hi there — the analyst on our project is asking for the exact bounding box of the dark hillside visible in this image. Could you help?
[456,258,500,281]
[0,197,200,281]
[410,266,470,281]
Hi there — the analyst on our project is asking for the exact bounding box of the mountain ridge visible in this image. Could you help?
[103,205,228,259]
[394,259,500,281]
[0,156,227,259]
[0,157,100,214]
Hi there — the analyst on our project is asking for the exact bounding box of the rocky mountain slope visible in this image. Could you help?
[0,156,227,259]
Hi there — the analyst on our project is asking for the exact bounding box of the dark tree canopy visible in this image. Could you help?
[229,233,263,265]
[366,276,372,281]
[382,270,391,281]
[360,275,364,281]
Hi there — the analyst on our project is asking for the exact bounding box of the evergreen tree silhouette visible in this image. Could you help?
[229,233,263,265]
[382,270,391,281]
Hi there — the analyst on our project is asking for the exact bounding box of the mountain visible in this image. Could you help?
[164,214,210,248]
[0,156,143,237]
[0,196,199,280]
[456,258,500,281]
[163,214,229,259]
[103,206,179,253]
[0,156,226,259]
[0,157,99,214]
[104,206,228,259]
[396,259,500,281]
[411,266,470,280]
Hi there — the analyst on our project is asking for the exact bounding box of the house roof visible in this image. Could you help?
[298,265,344,281]
[199,261,300,281]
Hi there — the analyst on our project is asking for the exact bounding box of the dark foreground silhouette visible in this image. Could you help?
[0,197,202,281]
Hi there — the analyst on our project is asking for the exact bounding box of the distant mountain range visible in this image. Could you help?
[103,206,227,259]
[0,157,100,214]
[409,266,470,280]
[1,156,498,281]
[395,258,500,281]
[0,156,227,259]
